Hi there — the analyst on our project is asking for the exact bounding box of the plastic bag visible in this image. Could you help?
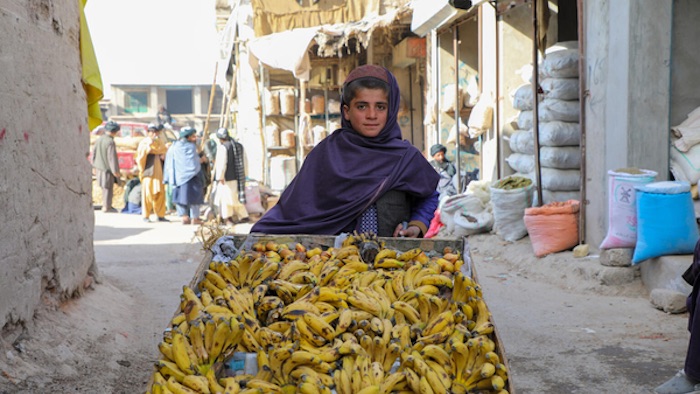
[600,169,657,249]
[244,182,265,215]
[632,181,699,263]
[440,194,493,237]
[524,200,580,257]
[490,176,534,242]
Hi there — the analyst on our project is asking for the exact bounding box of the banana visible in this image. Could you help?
[166,376,198,394]
[221,377,241,394]
[204,368,225,393]
[422,310,455,338]
[245,378,284,393]
[356,385,380,394]
[334,245,360,260]
[416,274,453,288]
[402,264,422,291]
[158,341,175,362]
[214,261,238,287]
[316,286,347,303]
[208,317,231,361]
[188,320,209,365]
[203,318,217,356]
[392,301,421,325]
[374,257,405,270]
[418,375,435,394]
[318,264,341,287]
[420,344,453,373]
[155,359,187,383]
[373,248,398,263]
[204,269,229,290]
[303,313,336,341]
[171,330,196,375]
[379,371,406,394]
[252,261,281,287]
[278,260,310,281]
[182,375,210,393]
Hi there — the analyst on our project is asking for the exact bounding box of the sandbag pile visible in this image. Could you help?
[670,106,700,197]
[506,42,582,205]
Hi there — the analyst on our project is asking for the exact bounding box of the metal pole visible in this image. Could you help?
[454,25,462,193]
[577,0,587,244]
[532,0,543,206]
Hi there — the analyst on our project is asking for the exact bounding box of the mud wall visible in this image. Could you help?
[0,0,95,332]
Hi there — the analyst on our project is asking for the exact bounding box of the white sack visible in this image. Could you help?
[540,78,580,101]
[541,49,579,78]
[670,144,700,184]
[512,84,536,111]
[490,179,534,242]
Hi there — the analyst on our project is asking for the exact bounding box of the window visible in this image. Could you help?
[124,91,148,114]
[166,89,193,114]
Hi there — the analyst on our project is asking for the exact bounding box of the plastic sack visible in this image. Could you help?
[540,78,580,101]
[512,84,536,111]
[244,182,265,214]
[632,181,699,264]
[440,194,493,237]
[670,143,700,184]
[599,169,657,249]
[524,200,580,257]
[467,93,494,138]
[490,176,534,242]
[541,49,579,78]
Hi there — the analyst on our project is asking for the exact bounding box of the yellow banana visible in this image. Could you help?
[418,375,435,394]
[302,312,337,342]
[416,274,453,288]
[379,371,406,394]
[220,377,241,394]
[357,385,380,394]
[155,359,187,383]
[245,379,284,393]
[397,248,423,262]
[182,375,210,393]
[392,301,421,325]
[166,376,198,394]
[208,318,231,361]
[422,310,455,337]
[158,341,174,362]
[188,320,209,365]
[171,330,196,375]
[374,257,405,270]
[374,248,398,263]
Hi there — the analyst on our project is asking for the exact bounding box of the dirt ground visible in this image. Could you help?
[0,212,691,393]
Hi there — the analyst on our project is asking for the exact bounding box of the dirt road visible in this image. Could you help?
[0,212,690,393]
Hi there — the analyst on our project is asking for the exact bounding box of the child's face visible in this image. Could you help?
[343,87,389,138]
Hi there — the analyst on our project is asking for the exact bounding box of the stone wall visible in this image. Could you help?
[0,1,95,332]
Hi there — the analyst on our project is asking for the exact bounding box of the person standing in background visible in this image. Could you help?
[429,143,458,200]
[137,123,169,222]
[213,128,248,225]
[164,127,205,225]
[92,121,122,212]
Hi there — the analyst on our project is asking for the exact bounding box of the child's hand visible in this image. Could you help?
[393,222,420,238]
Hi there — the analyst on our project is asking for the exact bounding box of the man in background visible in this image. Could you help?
[429,143,458,200]
[91,121,121,212]
[214,128,248,225]
[137,123,169,222]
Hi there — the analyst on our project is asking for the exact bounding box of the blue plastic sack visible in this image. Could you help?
[632,181,699,264]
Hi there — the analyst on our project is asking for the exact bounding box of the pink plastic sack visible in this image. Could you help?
[524,200,580,257]
[599,169,657,249]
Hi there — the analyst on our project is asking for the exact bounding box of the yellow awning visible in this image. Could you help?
[79,0,104,130]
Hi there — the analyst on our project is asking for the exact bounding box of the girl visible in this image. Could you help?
[251,65,439,237]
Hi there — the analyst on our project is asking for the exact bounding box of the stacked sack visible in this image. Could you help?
[670,106,700,198]
[506,41,582,205]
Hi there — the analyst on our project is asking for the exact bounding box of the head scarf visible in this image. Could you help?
[251,65,439,235]
[430,144,447,157]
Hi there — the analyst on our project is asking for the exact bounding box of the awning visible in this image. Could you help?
[410,0,488,36]
[247,6,410,81]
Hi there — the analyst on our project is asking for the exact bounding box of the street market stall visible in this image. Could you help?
[146,232,513,393]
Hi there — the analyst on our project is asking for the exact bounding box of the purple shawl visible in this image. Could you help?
[251,65,439,235]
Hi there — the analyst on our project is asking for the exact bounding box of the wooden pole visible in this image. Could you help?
[201,62,219,151]
[577,0,587,244]
[223,68,237,129]
[532,0,543,206]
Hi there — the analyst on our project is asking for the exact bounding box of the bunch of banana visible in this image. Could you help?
[148,234,508,394]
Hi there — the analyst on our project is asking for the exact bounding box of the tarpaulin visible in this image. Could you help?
[251,0,379,37]
[79,0,104,130]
